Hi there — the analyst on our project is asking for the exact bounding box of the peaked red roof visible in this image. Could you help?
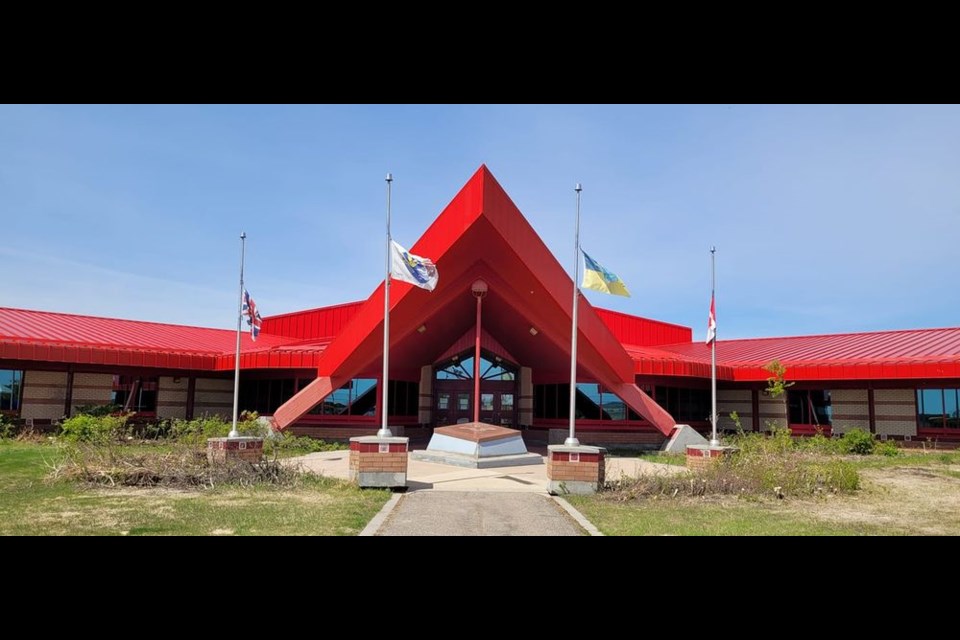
[272,165,678,433]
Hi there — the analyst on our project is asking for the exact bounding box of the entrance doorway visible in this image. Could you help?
[433,350,518,427]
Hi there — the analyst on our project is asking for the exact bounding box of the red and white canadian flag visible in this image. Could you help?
[706,293,716,345]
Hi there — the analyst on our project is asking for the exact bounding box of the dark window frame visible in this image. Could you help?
[916,388,960,431]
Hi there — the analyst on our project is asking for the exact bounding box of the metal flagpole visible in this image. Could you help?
[566,184,583,446]
[710,246,719,446]
[378,174,394,438]
[229,232,246,439]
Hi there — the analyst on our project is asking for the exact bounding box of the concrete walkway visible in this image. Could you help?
[375,492,584,536]
[292,450,683,493]
[289,449,684,536]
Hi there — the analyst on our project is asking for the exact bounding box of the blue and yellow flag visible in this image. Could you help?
[581,250,630,297]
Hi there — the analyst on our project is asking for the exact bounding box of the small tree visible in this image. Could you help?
[763,359,794,398]
[729,410,745,435]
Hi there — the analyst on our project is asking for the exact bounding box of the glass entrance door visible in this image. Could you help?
[433,350,519,427]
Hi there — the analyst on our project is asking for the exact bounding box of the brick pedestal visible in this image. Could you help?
[207,437,264,464]
[686,444,738,470]
[546,445,606,495]
[349,436,409,488]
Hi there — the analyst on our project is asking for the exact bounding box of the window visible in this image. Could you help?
[480,393,494,411]
[787,390,832,426]
[458,394,470,411]
[653,386,711,422]
[501,393,514,411]
[239,378,296,414]
[111,376,158,414]
[435,351,517,381]
[534,383,642,421]
[437,393,450,410]
[307,378,377,416]
[917,388,960,429]
[387,380,418,417]
[0,370,22,412]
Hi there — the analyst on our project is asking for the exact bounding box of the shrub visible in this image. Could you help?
[264,432,347,455]
[840,428,875,455]
[60,413,131,443]
[796,430,843,455]
[168,414,272,444]
[50,441,307,488]
[605,449,859,500]
[0,414,14,439]
[169,416,233,443]
[874,439,900,457]
[73,403,123,417]
[728,424,794,455]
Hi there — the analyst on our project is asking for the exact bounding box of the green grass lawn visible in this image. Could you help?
[573,447,960,536]
[850,449,960,469]
[604,449,686,466]
[567,496,887,536]
[0,441,389,536]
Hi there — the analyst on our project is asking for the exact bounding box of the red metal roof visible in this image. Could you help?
[259,301,364,340]
[595,308,691,346]
[633,327,960,381]
[0,306,310,371]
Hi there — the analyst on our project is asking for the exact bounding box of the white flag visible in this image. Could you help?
[390,240,439,291]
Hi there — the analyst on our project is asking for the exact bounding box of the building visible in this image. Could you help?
[3,166,959,446]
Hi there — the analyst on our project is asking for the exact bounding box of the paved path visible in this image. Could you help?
[289,448,684,536]
[293,450,683,493]
[375,491,584,536]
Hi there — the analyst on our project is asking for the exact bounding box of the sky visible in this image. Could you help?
[1,104,958,341]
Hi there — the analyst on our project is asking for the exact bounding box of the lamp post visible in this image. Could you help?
[471,279,488,423]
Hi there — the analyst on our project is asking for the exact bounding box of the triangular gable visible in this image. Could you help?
[435,327,520,366]
[273,166,676,434]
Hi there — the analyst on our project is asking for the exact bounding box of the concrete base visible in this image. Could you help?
[410,449,543,469]
[547,480,603,496]
[661,424,709,453]
[354,472,407,487]
[207,437,264,464]
[417,422,543,469]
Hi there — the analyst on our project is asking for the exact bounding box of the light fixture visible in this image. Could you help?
[417,324,426,334]
[529,327,538,336]
[471,279,488,298]
[494,356,502,363]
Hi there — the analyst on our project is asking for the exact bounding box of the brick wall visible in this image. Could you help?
[193,378,233,418]
[758,393,788,430]
[348,444,408,474]
[546,450,605,484]
[20,370,67,420]
[718,389,752,431]
[874,388,917,437]
[71,373,113,410]
[519,366,533,426]
[158,376,189,419]
[686,446,734,470]
[418,365,432,424]
[831,389,870,434]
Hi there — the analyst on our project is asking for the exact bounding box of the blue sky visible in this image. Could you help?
[2,104,958,340]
